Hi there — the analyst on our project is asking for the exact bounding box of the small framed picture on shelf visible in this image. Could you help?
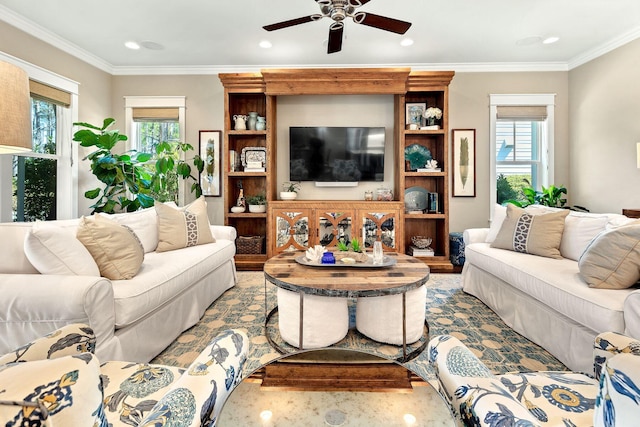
[199,130,222,197]
[405,102,426,126]
[452,129,476,197]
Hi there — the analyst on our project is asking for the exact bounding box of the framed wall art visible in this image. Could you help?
[199,130,222,197]
[452,129,476,197]
[405,102,426,126]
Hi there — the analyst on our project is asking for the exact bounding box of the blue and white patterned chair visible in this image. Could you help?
[0,323,249,427]
[428,332,640,427]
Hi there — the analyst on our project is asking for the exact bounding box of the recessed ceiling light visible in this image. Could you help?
[124,41,140,50]
[400,38,414,47]
[542,36,560,44]
[259,40,272,49]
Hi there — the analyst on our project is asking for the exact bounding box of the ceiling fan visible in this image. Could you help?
[263,0,412,54]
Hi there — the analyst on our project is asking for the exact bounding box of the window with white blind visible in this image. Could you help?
[124,96,186,204]
[0,54,78,222]
[489,94,555,211]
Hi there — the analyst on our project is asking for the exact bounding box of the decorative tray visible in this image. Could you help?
[241,146,267,167]
[295,255,397,268]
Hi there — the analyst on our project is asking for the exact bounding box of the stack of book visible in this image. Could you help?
[244,160,265,173]
[408,246,435,256]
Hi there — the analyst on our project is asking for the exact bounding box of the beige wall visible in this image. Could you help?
[448,71,569,232]
[111,75,226,223]
[0,21,112,215]
[569,38,640,214]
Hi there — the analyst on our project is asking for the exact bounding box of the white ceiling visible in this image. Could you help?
[1,0,640,74]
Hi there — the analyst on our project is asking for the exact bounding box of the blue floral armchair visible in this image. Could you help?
[0,323,249,427]
[428,332,640,427]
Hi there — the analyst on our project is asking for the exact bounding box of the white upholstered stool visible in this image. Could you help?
[277,287,349,349]
[355,285,426,345]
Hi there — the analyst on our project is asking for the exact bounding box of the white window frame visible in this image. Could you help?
[489,94,555,221]
[0,52,79,221]
[124,96,186,204]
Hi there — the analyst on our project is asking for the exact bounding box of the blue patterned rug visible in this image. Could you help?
[152,272,566,381]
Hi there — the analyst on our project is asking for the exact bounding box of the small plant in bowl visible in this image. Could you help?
[246,193,267,213]
[280,182,300,200]
[334,238,368,262]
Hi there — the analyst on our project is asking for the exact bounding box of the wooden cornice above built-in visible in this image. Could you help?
[217,72,266,93]
[219,68,455,94]
[406,71,455,91]
[260,67,412,95]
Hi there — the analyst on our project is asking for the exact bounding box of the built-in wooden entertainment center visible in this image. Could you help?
[219,68,455,271]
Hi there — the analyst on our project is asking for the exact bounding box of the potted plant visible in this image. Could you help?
[280,181,300,200]
[246,193,267,213]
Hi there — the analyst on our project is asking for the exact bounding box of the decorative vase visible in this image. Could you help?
[425,117,437,127]
[321,251,336,264]
[233,115,247,130]
[256,116,266,131]
[247,112,258,131]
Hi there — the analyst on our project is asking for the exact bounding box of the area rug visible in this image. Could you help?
[151,272,567,381]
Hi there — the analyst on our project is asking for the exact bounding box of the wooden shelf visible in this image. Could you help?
[404,213,446,219]
[227,171,267,177]
[228,130,267,136]
[227,212,267,219]
[403,171,446,177]
[403,129,445,135]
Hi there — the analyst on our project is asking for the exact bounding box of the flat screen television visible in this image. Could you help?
[289,126,385,182]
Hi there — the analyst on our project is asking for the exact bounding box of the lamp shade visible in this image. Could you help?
[0,61,31,154]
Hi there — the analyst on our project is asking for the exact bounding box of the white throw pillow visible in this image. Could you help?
[24,222,100,276]
[105,207,159,253]
[559,213,608,261]
[485,204,507,243]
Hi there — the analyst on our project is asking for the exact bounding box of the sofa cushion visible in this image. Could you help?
[155,197,214,252]
[24,222,100,276]
[106,207,158,253]
[0,354,106,426]
[111,239,236,328]
[560,213,609,261]
[578,223,640,289]
[485,203,506,243]
[491,204,569,259]
[76,214,144,280]
[465,242,632,335]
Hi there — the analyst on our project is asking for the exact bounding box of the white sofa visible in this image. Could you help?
[0,206,237,363]
[462,205,640,373]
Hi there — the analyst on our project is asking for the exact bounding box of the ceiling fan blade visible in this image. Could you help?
[349,0,372,6]
[328,23,344,54]
[354,12,412,34]
[263,15,316,31]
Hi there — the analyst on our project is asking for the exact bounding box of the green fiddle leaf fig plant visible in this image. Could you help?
[73,118,204,214]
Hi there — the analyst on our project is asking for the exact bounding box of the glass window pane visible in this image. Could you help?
[13,156,57,221]
[31,99,57,155]
[135,120,180,154]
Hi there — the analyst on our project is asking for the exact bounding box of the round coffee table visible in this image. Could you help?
[263,252,430,362]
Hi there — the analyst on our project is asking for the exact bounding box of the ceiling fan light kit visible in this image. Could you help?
[263,0,411,54]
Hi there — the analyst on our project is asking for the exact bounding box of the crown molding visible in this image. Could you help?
[111,61,569,76]
[0,5,113,74]
[568,26,640,70]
